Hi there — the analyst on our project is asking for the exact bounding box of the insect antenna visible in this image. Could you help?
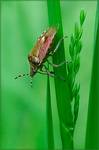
[14,73,29,79]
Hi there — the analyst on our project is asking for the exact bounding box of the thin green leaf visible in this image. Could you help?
[69,43,74,59]
[86,2,99,149]
[47,0,73,149]
[67,62,73,74]
[72,83,80,98]
[74,94,80,125]
[71,34,75,46]
[79,28,83,40]
[46,75,55,149]
[74,56,80,74]
[74,23,79,39]
[80,10,86,26]
[76,40,82,54]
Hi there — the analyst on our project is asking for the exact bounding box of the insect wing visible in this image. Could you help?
[38,27,57,62]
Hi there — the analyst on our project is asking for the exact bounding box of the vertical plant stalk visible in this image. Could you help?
[67,10,86,130]
[47,0,73,149]
[46,69,55,149]
[85,1,99,149]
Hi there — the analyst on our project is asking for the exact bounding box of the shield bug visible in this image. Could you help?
[15,27,68,84]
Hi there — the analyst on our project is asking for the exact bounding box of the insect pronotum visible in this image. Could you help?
[15,27,68,85]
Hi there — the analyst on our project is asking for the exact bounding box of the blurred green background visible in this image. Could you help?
[1,1,97,149]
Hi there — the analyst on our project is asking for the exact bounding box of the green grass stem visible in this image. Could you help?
[46,71,55,149]
[85,1,99,149]
[47,0,73,149]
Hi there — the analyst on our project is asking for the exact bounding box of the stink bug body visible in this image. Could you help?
[28,27,57,77]
[15,27,68,84]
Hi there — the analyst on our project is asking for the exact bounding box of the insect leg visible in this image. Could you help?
[47,59,70,68]
[49,35,68,56]
[37,66,52,75]
[14,73,29,79]
[39,65,66,81]
[37,70,54,76]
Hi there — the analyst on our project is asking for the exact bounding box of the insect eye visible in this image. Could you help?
[32,56,40,65]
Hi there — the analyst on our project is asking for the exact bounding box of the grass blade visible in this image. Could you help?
[47,0,73,149]
[46,69,55,149]
[68,10,86,128]
[85,1,99,149]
